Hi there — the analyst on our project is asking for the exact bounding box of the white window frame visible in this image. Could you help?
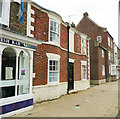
[97,36,102,43]
[49,19,60,45]
[111,40,112,48]
[81,36,86,55]
[108,51,110,60]
[0,0,10,26]
[102,49,104,58]
[46,53,60,85]
[111,64,116,75]
[102,65,105,76]
[81,61,87,80]
[69,30,74,52]
[108,36,110,47]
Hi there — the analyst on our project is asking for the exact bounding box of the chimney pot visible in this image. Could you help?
[83,12,89,17]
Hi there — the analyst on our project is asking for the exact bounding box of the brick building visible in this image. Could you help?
[28,2,90,103]
[117,47,120,79]
[76,12,116,84]
[0,1,90,117]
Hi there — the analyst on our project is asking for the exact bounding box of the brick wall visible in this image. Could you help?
[31,4,89,86]
[9,2,27,35]
[31,5,49,41]
[33,43,88,86]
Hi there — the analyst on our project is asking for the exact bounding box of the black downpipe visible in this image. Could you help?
[106,35,109,82]
[67,25,70,94]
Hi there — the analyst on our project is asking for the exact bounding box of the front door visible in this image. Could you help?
[68,62,74,90]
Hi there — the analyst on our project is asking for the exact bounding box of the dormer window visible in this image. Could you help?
[49,19,60,45]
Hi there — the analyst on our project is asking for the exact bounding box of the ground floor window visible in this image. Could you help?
[46,53,60,85]
[49,60,59,83]
[81,61,87,80]
[111,65,116,75]
[1,47,30,99]
[102,65,105,76]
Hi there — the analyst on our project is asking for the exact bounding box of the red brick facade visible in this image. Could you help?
[30,5,89,86]
[76,12,116,83]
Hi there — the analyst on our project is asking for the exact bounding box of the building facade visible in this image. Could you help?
[76,12,116,84]
[29,2,90,103]
[0,1,90,117]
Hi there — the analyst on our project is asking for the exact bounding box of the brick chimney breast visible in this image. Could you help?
[83,12,89,17]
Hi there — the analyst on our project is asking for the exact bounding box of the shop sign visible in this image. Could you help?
[0,37,36,49]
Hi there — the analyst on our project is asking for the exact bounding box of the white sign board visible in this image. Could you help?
[5,67,13,79]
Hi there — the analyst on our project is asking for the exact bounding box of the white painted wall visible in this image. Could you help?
[33,80,90,103]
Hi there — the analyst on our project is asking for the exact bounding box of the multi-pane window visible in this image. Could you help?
[102,65,105,76]
[111,65,116,75]
[81,37,86,55]
[0,0,2,17]
[108,51,110,60]
[111,53,113,61]
[102,50,104,58]
[111,41,112,48]
[50,19,60,44]
[108,37,110,46]
[49,60,59,83]
[81,61,87,80]
[69,30,74,52]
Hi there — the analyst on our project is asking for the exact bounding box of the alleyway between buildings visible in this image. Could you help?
[13,81,118,117]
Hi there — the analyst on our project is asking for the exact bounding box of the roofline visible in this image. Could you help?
[31,0,64,22]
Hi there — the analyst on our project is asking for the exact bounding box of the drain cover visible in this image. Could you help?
[74,105,80,108]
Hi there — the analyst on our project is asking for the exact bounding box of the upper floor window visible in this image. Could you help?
[69,30,74,52]
[49,19,60,45]
[108,51,110,60]
[102,49,104,58]
[0,0,10,26]
[81,37,86,55]
[108,37,110,47]
[111,40,112,48]
[111,53,113,61]
[97,36,102,43]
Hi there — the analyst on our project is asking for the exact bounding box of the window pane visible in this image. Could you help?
[49,77,52,82]
[17,51,30,95]
[49,72,52,77]
[53,66,55,70]
[50,66,52,70]
[50,60,52,65]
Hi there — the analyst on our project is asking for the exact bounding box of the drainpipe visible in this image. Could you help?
[67,24,70,94]
[106,34,109,82]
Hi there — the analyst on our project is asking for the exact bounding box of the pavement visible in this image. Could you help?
[12,81,118,118]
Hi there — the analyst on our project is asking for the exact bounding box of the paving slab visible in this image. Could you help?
[11,81,118,117]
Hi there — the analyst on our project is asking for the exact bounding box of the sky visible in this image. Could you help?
[33,0,119,45]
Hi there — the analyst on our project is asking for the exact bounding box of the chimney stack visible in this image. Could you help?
[71,22,75,28]
[83,12,89,18]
